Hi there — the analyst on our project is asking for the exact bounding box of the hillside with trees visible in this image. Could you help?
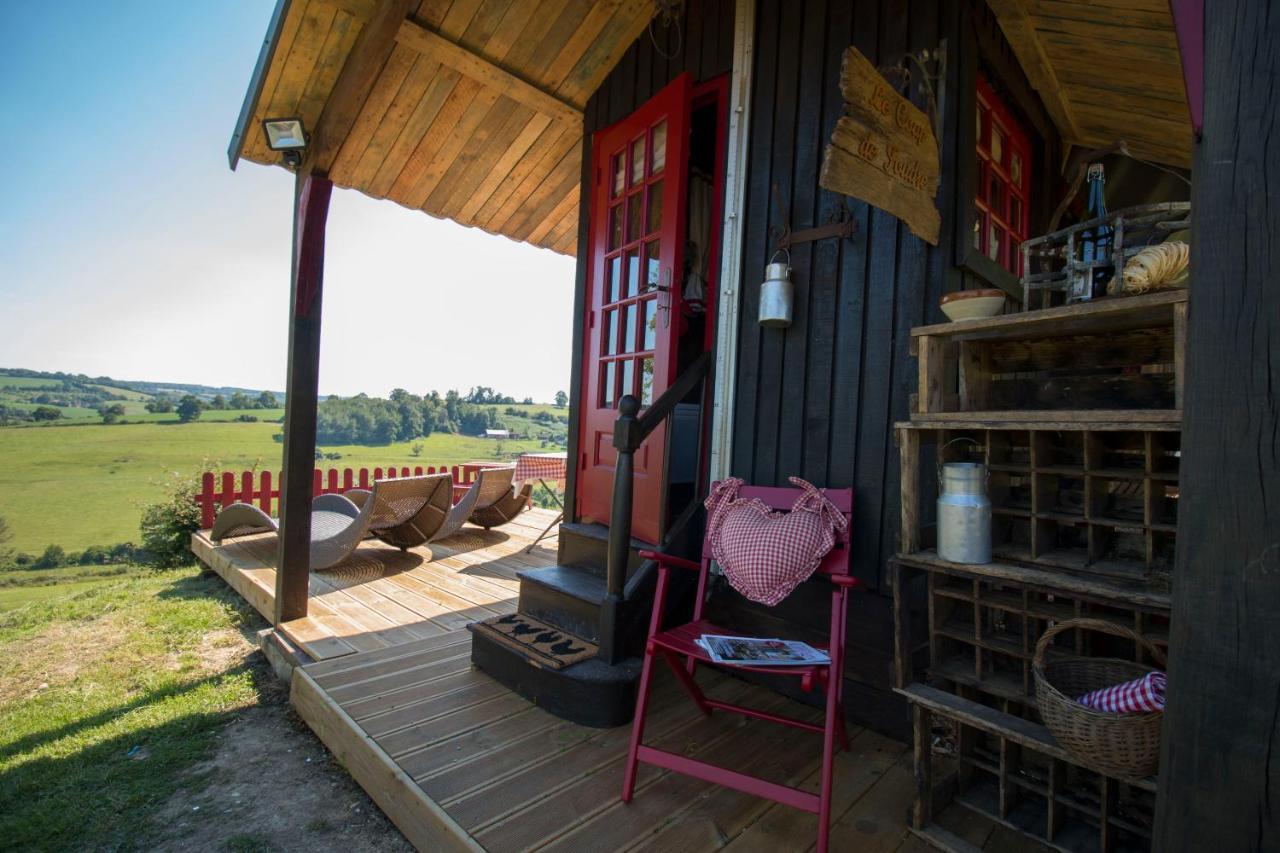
[312,387,568,446]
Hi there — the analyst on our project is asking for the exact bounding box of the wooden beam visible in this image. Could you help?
[275,173,333,624]
[395,19,583,128]
[984,0,1080,143]
[1155,2,1280,846]
[307,0,418,174]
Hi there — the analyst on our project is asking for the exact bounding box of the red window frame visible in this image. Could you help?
[974,72,1033,276]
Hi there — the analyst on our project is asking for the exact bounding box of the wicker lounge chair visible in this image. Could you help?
[436,466,524,539]
[471,481,533,529]
[356,466,524,547]
[344,472,453,549]
[209,474,444,570]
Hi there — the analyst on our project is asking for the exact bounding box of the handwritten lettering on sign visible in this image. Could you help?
[820,46,941,245]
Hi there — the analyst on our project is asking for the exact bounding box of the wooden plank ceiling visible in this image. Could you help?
[238,0,656,255]
[987,0,1193,168]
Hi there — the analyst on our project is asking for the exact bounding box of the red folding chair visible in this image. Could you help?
[620,482,860,853]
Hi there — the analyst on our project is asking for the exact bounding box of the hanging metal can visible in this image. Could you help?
[758,249,793,327]
[937,439,991,564]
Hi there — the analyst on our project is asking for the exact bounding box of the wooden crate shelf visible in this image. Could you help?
[897,425,1180,591]
[893,557,1169,853]
[895,556,1170,712]
[910,291,1187,417]
[901,684,1157,852]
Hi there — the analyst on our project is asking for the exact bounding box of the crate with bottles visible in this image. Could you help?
[1019,163,1190,310]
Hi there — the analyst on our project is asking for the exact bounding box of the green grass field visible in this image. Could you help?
[0,566,266,849]
[0,376,61,390]
[0,579,108,612]
[0,420,557,553]
[1,403,286,425]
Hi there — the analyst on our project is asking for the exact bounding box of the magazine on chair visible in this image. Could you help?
[696,634,831,666]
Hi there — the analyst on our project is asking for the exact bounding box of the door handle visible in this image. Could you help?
[658,268,673,327]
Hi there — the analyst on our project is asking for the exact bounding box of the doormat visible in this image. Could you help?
[468,613,596,670]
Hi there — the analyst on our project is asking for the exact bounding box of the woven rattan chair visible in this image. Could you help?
[345,472,452,549]
[209,475,443,570]
[426,465,518,543]
[360,466,514,545]
[470,481,533,529]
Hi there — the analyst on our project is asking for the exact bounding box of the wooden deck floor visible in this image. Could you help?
[291,628,932,853]
[193,508,1020,852]
[191,507,560,662]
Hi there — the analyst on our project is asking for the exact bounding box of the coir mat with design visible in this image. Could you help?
[468,613,596,670]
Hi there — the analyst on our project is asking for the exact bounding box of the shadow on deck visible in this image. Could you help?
[190,506,560,662]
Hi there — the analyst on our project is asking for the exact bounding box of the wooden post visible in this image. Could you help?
[275,173,332,624]
[1155,4,1280,848]
[601,394,641,665]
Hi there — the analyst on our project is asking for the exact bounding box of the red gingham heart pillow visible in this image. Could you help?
[704,477,848,606]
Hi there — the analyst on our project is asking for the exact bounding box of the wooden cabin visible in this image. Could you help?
[208,0,1280,850]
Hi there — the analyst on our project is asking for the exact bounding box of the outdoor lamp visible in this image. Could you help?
[758,250,794,327]
[262,117,307,168]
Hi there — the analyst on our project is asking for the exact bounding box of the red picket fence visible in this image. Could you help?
[194,463,502,529]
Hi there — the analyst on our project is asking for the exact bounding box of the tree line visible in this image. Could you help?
[311,387,567,445]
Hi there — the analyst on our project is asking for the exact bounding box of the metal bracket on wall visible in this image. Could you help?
[769,183,857,252]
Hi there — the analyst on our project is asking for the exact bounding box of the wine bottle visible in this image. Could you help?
[1080,163,1112,300]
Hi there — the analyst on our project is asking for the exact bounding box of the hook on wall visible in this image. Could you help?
[768,182,857,253]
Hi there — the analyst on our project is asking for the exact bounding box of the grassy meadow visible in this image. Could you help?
[0,414,561,554]
[0,566,266,849]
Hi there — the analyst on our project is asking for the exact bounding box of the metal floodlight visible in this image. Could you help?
[262,117,307,168]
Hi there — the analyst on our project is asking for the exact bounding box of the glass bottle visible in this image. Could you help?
[1080,163,1112,300]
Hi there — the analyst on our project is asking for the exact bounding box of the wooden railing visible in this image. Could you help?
[600,351,712,663]
[194,463,500,529]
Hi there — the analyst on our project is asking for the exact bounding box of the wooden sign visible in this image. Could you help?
[820,46,941,244]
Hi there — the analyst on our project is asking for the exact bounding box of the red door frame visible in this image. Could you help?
[575,73,730,544]
[676,75,730,503]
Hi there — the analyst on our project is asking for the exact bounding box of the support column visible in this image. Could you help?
[1155,3,1280,848]
[275,173,333,624]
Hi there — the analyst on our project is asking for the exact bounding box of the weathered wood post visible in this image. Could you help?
[274,173,332,624]
[601,394,641,664]
[1155,3,1280,847]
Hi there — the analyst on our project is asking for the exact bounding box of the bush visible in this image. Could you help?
[34,544,66,569]
[138,463,215,568]
[234,414,258,422]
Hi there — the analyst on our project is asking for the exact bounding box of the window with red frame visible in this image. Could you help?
[974,73,1032,276]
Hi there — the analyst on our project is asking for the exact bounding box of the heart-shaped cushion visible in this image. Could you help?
[704,477,848,606]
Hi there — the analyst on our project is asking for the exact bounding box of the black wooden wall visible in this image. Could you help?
[568,0,1056,739]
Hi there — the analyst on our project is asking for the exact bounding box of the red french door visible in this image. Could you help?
[577,73,693,544]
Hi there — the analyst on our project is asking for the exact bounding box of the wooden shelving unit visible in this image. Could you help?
[910,290,1187,417]
[898,425,1180,591]
[894,294,1181,853]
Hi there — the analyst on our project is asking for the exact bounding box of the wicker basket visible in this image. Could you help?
[1033,618,1167,781]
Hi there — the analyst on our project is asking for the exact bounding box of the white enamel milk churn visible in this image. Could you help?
[937,438,991,564]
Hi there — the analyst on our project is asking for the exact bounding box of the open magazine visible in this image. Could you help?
[696,634,830,667]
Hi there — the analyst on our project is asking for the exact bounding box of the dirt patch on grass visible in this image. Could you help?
[148,659,411,853]
[0,615,131,705]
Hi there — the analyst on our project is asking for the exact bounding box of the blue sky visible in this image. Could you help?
[0,1,574,401]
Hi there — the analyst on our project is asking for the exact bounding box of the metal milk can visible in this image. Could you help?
[758,250,794,327]
[937,440,991,564]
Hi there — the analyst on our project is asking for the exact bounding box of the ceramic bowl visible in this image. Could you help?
[939,289,1006,321]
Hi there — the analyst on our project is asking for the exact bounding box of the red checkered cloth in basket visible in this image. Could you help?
[1076,671,1166,714]
[704,477,848,606]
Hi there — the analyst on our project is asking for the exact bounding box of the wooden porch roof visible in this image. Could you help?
[229,0,657,255]
[988,0,1193,168]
